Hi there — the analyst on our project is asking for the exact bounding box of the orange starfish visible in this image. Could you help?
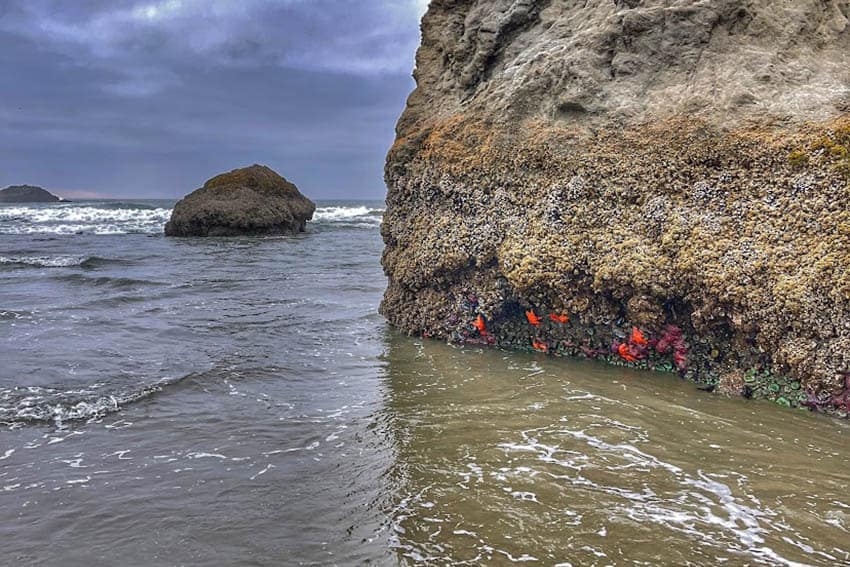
[472,314,487,334]
[549,313,570,324]
[618,343,638,363]
[525,310,541,327]
[532,340,549,353]
[630,327,648,346]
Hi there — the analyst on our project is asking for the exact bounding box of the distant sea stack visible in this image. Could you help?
[382,2,850,414]
[165,165,316,237]
[0,185,61,203]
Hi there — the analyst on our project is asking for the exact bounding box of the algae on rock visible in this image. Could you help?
[381,0,850,415]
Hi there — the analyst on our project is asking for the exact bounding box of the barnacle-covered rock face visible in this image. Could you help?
[381,0,850,414]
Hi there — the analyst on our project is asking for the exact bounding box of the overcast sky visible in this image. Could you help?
[0,0,428,199]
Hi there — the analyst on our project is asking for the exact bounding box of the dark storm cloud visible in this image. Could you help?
[0,0,428,198]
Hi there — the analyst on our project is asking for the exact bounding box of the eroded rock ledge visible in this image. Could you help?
[381,0,850,415]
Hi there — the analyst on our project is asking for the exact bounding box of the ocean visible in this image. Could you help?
[2,199,849,566]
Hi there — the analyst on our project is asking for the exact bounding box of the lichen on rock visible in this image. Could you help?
[381,0,850,415]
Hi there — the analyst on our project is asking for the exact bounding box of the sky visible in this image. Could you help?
[0,0,429,199]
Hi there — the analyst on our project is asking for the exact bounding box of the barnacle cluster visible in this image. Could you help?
[381,114,850,416]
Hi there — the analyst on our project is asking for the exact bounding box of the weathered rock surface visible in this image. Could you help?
[382,1,850,414]
[165,165,315,237]
[0,185,61,203]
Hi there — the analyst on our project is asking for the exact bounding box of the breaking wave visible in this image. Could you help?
[0,255,88,268]
[0,204,172,235]
[312,206,384,226]
[0,255,129,270]
[0,202,383,235]
[0,376,190,427]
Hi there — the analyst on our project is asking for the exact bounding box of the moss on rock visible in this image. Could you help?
[165,165,315,237]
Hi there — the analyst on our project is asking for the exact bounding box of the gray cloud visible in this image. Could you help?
[0,0,427,198]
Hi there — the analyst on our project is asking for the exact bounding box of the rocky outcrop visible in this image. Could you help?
[0,185,60,203]
[382,1,850,414]
[165,165,315,237]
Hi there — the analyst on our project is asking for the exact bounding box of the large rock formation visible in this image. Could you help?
[0,185,60,203]
[382,1,850,414]
[165,165,316,237]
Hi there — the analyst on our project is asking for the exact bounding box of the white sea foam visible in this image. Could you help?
[0,378,180,426]
[0,206,171,224]
[0,204,382,234]
[312,206,384,225]
[0,256,87,268]
[498,426,813,567]
[0,205,172,235]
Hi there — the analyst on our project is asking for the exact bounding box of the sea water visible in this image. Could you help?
[1,199,849,566]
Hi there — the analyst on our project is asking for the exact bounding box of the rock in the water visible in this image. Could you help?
[381,1,850,414]
[165,165,316,237]
[0,185,61,203]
